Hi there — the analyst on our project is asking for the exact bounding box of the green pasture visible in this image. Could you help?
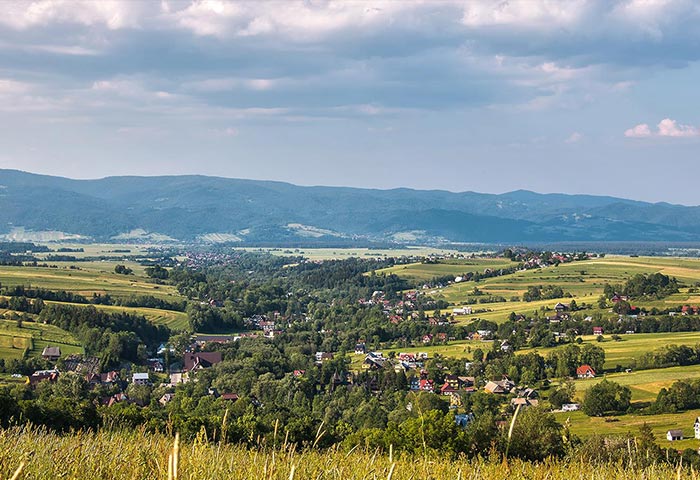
[0,317,82,360]
[375,258,514,282]
[0,264,182,300]
[395,256,700,324]
[520,332,700,370]
[556,408,700,449]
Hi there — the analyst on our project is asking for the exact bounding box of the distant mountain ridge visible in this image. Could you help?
[1,169,699,244]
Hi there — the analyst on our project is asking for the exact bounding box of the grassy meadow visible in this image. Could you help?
[0,258,189,330]
[0,426,695,480]
[0,317,82,360]
[375,256,700,324]
[0,264,181,300]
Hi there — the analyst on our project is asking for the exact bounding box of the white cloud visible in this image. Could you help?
[624,123,652,137]
[462,0,586,28]
[625,119,699,138]
[657,118,699,137]
[0,0,149,30]
[565,132,583,143]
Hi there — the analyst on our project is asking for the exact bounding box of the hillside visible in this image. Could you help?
[2,169,700,244]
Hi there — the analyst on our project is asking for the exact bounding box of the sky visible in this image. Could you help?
[0,1,699,204]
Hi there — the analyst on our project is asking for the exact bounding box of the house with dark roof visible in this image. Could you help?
[183,352,223,372]
[41,346,61,361]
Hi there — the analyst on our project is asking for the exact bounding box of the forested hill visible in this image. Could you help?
[1,169,700,244]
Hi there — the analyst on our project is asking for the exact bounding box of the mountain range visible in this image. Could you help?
[1,169,699,245]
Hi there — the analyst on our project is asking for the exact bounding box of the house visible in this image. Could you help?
[315,352,334,364]
[410,378,434,392]
[611,294,629,303]
[354,343,367,354]
[576,365,596,378]
[220,393,239,402]
[476,329,493,339]
[398,353,416,362]
[106,392,129,407]
[422,334,433,344]
[362,356,385,370]
[484,379,515,394]
[159,393,175,406]
[41,346,61,362]
[169,372,189,385]
[29,369,59,387]
[147,358,164,372]
[554,302,569,313]
[193,335,232,347]
[183,352,223,372]
[511,397,539,408]
[562,403,580,412]
[452,307,473,315]
[132,372,150,386]
[667,429,684,441]
[694,417,700,439]
[593,327,604,335]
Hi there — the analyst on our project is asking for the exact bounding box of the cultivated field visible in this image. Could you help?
[0,264,181,300]
[378,256,700,324]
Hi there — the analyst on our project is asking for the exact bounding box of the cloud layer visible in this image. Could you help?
[625,118,699,138]
[0,1,699,203]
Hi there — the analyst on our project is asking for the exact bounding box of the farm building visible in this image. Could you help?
[41,346,61,362]
[667,430,683,441]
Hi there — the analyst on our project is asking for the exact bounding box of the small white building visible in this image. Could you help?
[694,417,700,439]
[667,429,683,441]
[562,403,580,412]
[132,372,150,386]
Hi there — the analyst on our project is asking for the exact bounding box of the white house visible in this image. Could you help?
[694,417,700,439]
[667,429,683,441]
[562,403,580,412]
[132,372,150,386]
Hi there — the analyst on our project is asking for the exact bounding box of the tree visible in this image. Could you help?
[582,380,631,416]
[145,265,169,280]
[114,265,133,275]
[506,407,566,461]
[549,381,575,409]
[580,344,605,373]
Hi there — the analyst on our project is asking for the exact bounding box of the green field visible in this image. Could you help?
[375,258,515,282]
[0,264,181,300]
[0,317,82,360]
[0,261,189,331]
[522,332,700,370]
[376,256,700,324]
[555,408,700,450]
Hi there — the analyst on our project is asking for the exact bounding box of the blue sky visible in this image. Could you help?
[0,0,699,204]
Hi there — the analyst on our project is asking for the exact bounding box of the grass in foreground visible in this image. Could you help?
[0,426,696,479]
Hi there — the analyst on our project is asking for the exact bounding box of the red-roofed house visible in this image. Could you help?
[576,365,596,378]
